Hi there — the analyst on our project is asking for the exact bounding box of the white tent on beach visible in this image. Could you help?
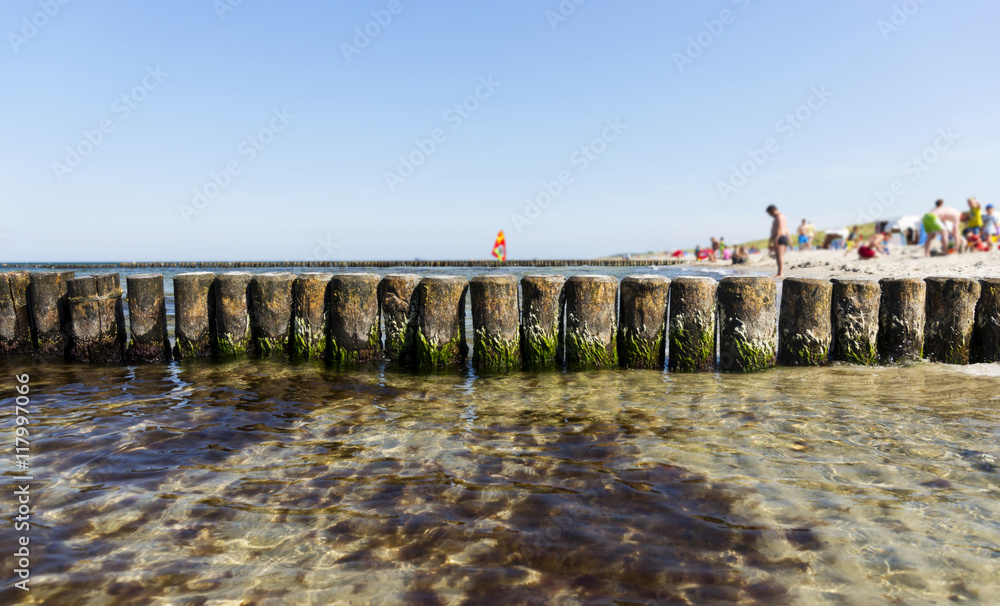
[882,215,923,234]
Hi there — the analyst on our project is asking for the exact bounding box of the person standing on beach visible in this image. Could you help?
[964,197,984,237]
[923,199,963,257]
[983,204,998,239]
[766,205,790,278]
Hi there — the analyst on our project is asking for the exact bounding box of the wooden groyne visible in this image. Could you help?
[1,271,998,370]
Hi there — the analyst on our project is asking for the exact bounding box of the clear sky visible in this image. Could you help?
[2,0,998,261]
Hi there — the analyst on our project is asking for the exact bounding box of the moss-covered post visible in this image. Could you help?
[668,277,717,372]
[777,278,832,366]
[520,275,565,368]
[66,276,124,363]
[400,275,468,368]
[617,275,669,369]
[249,272,295,358]
[0,271,32,354]
[29,271,74,355]
[173,272,216,359]
[877,278,925,363]
[924,277,980,364]
[717,277,776,372]
[125,274,171,363]
[564,275,618,369]
[972,278,1000,363]
[830,279,879,366]
[377,274,420,362]
[214,272,253,358]
[291,272,332,361]
[470,275,521,371]
[327,273,382,364]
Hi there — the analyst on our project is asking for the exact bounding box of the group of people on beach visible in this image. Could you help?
[764,197,998,277]
[922,198,998,257]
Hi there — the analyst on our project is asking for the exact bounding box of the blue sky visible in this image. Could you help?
[2,0,998,261]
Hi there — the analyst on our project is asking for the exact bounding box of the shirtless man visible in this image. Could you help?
[923,199,963,257]
[766,205,790,278]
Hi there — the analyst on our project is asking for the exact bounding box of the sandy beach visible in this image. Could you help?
[673,245,1000,280]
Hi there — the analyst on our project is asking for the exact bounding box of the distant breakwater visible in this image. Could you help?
[0,271,997,369]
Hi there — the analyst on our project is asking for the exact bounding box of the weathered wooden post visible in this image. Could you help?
[831,279,879,366]
[877,278,925,363]
[0,271,32,354]
[470,275,520,371]
[717,277,776,372]
[668,277,717,372]
[924,277,980,364]
[564,275,618,368]
[125,274,170,363]
[66,276,124,363]
[520,275,565,368]
[214,272,253,358]
[401,275,468,368]
[777,278,832,366]
[173,272,216,359]
[378,274,420,362]
[29,271,74,355]
[250,272,296,357]
[292,272,333,360]
[328,273,382,364]
[973,278,1000,364]
[618,275,669,369]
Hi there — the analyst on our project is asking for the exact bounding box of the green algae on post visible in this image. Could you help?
[400,275,468,369]
[249,272,296,359]
[777,278,832,367]
[617,275,669,369]
[520,275,565,368]
[564,275,618,369]
[668,277,717,372]
[831,279,879,366]
[470,275,520,372]
[291,272,333,361]
[717,276,776,373]
[214,272,254,359]
[126,274,171,363]
[327,273,382,364]
[173,272,216,359]
[378,274,421,363]
[924,277,980,365]
[972,278,1000,364]
[877,278,925,363]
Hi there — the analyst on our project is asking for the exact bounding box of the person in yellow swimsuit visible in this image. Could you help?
[964,197,984,237]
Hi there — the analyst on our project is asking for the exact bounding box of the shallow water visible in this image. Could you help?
[1,358,998,605]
